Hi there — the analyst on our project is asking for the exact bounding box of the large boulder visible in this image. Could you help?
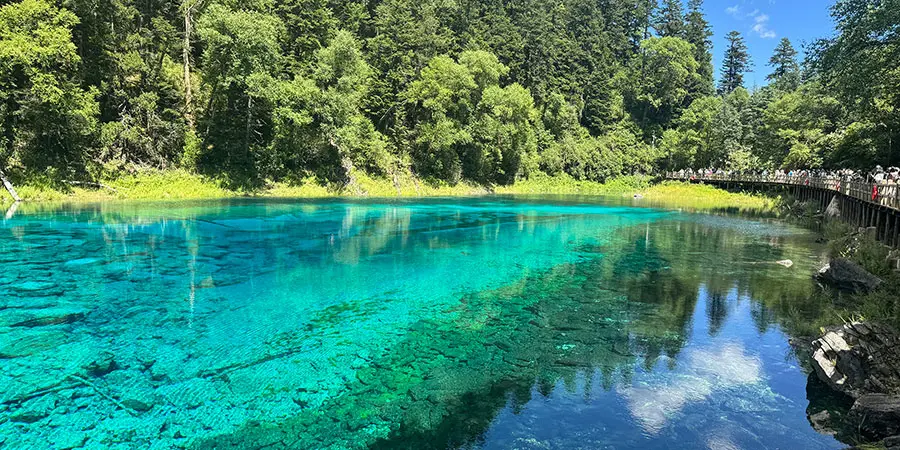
[848,394,900,439]
[811,322,900,398]
[886,435,900,450]
[810,322,900,440]
[816,258,883,294]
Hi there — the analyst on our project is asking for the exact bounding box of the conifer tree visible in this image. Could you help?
[684,0,714,96]
[654,0,685,38]
[719,30,752,94]
[767,37,800,90]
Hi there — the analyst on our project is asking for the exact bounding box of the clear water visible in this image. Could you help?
[0,197,842,449]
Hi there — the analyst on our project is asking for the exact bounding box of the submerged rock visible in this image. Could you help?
[121,398,155,413]
[11,312,84,328]
[885,435,900,450]
[10,394,56,424]
[84,351,118,377]
[807,410,835,435]
[815,258,883,294]
[810,322,900,440]
[848,394,900,439]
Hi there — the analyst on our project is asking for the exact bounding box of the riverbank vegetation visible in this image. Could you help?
[0,0,896,200]
[822,222,900,330]
[0,168,780,216]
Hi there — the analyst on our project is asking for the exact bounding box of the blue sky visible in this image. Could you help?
[703,0,835,88]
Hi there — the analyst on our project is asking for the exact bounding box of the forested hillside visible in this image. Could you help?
[0,0,896,189]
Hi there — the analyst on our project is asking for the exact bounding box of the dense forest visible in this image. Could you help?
[0,0,897,189]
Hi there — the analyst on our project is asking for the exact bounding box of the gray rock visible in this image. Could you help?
[849,394,900,440]
[816,258,883,294]
[825,196,841,218]
[811,322,900,442]
[807,410,835,435]
[810,322,900,399]
[885,435,900,450]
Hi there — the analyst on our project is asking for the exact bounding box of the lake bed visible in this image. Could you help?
[0,197,843,449]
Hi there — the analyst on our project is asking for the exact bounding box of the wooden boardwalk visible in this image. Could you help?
[665,172,900,247]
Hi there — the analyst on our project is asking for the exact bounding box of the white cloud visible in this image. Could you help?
[727,3,778,39]
[753,14,777,38]
[618,343,764,434]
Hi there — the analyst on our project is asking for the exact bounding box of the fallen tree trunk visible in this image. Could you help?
[0,167,21,202]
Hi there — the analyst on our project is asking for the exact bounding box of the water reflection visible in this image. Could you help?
[621,342,762,434]
[0,197,841,449]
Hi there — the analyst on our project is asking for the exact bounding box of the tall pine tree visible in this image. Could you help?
[654,0,684,38]
[767,37,800,90]
[719,30,751,94]
[684,0,714,96]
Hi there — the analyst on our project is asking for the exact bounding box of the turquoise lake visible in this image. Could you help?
[0,197,846,449]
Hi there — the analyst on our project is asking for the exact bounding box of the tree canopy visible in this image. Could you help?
[0,0,896,189]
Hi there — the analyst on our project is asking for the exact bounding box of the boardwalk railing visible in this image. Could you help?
[665,172,900,211]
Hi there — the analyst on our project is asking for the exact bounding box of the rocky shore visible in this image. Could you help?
[809,321,900,446]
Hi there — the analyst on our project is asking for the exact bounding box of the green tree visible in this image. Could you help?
[310,30,390,178]
[0,0,99,176]
[367,0,456,137]
[276,0,337,66]
[405,50,544,184]
[659,95,721,169]
[625,37,700,136]
[683,0,714,98]
[468,83,540,183]
[767,38,800,91]
[758,84,842,168]
[719,31,751,95]
[404,53,479,181]
[566,0,618,133]
[654,0,684,38]
[812,0,899,167]
[251,31,389,183]
[709,88,754,168]
[195,4,284,183]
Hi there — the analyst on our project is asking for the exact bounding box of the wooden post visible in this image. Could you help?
[0,167,20,202]
[887,212,894,246]
[857,201,862,228]
[894,212,900,248]
[876,208,883,239]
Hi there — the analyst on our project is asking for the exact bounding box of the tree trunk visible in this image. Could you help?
[245,95,253,155]
[182,4,195,130]
[0,167,21,202]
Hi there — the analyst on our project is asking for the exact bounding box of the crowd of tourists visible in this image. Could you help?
[670,166,900,208]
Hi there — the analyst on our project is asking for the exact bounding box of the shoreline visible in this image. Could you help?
[0,170,776,213]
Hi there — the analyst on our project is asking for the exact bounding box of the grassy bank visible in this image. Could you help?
[639,182,777,211]
[820,221,900,330]
[0,170,776,213]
